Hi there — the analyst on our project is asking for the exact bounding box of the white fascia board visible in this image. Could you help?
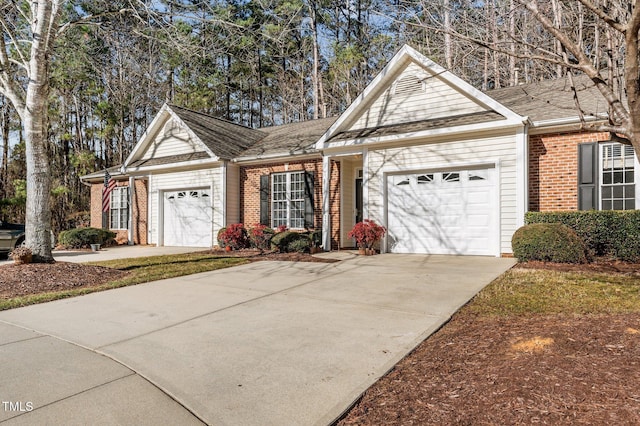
[123,104,170,169]
[232,152,321,165]
[322,118,526,152]
[124,159,223,175]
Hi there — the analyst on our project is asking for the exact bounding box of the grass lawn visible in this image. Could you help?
[0,252,249,311]
[339,265,640,425]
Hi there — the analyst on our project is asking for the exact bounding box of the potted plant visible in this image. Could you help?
[9,246,33,264]
[348,219,386,255]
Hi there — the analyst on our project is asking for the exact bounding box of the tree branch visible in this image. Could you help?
[576,0,626,33]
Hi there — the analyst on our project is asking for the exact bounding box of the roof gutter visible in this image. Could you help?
[232,151,321,165]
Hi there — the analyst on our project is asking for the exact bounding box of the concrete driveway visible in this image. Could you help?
[0,254,514,425]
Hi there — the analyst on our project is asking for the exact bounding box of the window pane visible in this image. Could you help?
[613,171,624,183]
[626,170,634,183]
[613,200,624,210]
[627,199,635,209]
[613,186,624,198]
[603,173,612,184]
[602,186,612,198]
[602,200,613,210]
[625,185,636,198]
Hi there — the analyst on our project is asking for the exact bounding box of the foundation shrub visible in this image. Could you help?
[512,223,588,264]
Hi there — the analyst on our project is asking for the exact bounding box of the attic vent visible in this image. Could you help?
[393,75,423,97]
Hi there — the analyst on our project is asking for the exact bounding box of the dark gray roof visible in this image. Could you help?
[128,152,210,168]
[169,105,266,159]
[487,74,610,123]
[240,117,337,157]
[331,111,506,141]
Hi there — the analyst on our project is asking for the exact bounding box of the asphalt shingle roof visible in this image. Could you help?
[169,105,266,159]
[487,74,610,123]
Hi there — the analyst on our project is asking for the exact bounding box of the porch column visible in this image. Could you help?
[128,176,135,245]
[322,155,331,251]
[515,125,528,228]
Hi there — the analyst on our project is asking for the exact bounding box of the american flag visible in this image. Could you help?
[102,170,116,212]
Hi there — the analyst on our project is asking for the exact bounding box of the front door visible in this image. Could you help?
[355,178,363,224]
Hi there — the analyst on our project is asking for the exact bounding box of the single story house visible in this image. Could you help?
[81,45,632,257]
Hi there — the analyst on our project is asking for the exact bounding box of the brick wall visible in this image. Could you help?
[529,131,610,211]
[89,179,148,245]
[240,158,341,249]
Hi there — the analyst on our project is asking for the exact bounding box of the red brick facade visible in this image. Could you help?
[90,179,148,245]
[528,131,610,211]
[240,158,341,249]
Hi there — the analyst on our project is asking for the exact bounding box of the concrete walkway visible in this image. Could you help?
[0,254,514,425]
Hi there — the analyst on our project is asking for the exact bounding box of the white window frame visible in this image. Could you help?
[271,171,305,229]
[110,187,129,230]
[599,142,636,211]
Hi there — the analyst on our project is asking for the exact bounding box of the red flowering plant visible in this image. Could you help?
[348,219,386,249]
[219,223,249,250]
[248,223,274,252]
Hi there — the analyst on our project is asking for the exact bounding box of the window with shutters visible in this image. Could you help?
[110,187,129,230]
[600,143,635,210]
[271,171,305,229]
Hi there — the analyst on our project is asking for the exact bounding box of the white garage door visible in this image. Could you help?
[163,190,212,247]
[387,168,497,255]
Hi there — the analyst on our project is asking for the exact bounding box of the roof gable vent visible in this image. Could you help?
[393,75,423,97]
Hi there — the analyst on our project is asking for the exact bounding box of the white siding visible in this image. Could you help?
[226,163,240,225]
[141,118,206,160]
[147,168,223,246]
[349,63,487,131]
[366,132,518,255]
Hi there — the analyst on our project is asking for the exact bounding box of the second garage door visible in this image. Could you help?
[163,189,212,247]
[387,168,497,255]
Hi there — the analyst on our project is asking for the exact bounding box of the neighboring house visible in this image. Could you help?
[82,45,634,257]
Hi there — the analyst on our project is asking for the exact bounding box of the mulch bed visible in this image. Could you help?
[0,250,337,300]
[0,262,129,299]
[338,311,640,425]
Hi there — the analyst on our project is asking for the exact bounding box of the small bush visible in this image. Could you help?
[218,223,249,249]
[512,223,588,263]
[217,227,227,248]
[248,224,274,250]
[58,227,116,249]
[525,210,640,261]
[271,230,310,253]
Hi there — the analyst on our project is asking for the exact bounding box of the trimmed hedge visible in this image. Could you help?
[270,231,310,253]
[58,227,116,249]
[525,211,640,261]
[512,223,588,263]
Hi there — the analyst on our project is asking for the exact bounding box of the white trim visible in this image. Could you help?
[124,158,223,175]
[221,162,227,227]
[322,119,524,152]
[322,156,331,250]
[515,126,528,227]
[362,149,369,220]
[158,189,165,246]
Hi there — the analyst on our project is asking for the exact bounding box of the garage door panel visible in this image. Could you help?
[387,168,496,256]
[164,190,212,247]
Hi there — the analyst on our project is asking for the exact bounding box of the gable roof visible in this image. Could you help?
[317,44,525,148]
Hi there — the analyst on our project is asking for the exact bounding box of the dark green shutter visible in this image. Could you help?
[578,142,598,210]
[260,175,270,226]
[304,171,315,228]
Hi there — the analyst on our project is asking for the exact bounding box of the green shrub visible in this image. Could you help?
[217,227,226,248]
[511,223,588,263]
[525,210,640,261]
[248,224,274,250]
[270,231,310,253]
[58,227,116,249]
